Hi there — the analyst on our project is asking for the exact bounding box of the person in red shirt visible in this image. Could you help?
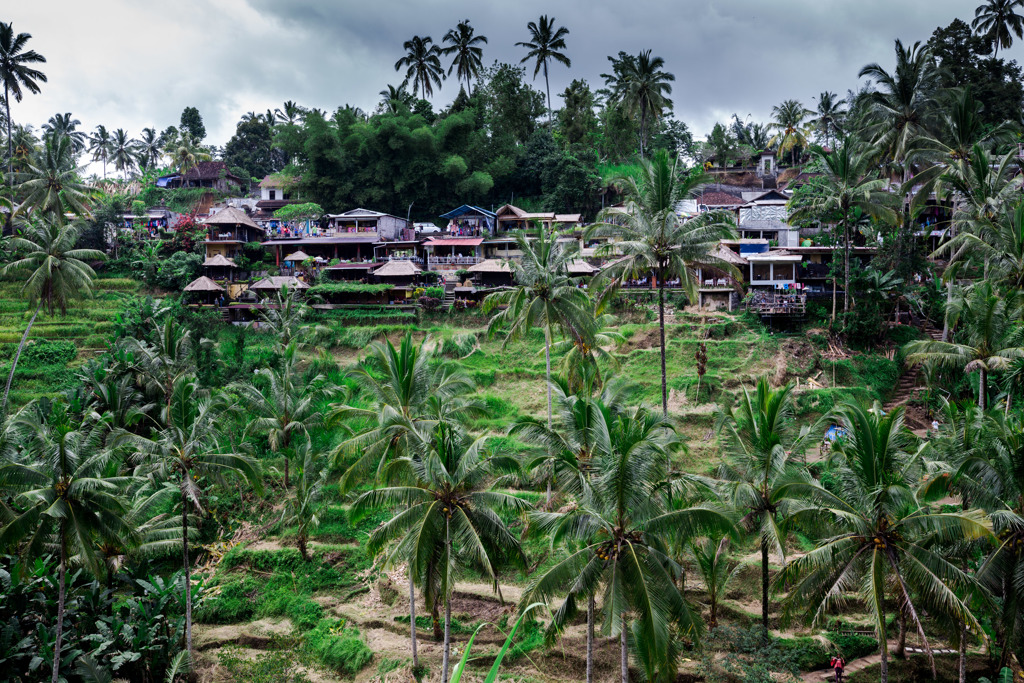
[830,655,846,683]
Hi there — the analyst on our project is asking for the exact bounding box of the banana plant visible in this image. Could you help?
[449,603,544,683]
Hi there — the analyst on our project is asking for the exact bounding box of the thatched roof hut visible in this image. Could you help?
[283,250,311,262]
[203,254,237,268]
[183,276,225,292]
[467,259,512,273]
[249,276,310,292]
[566,260,599,275]
[373,260,421,278]
[204,206,261,231]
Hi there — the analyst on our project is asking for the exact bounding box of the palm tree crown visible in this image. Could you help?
[601,50,675,158]
[767,99,812,165]
[441,20,487,94]
[517,15,571,124]
[0,22,47,194]
[395,36,444,100]
[973,0,1024,58]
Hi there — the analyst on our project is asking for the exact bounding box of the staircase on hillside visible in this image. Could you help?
[443,281,456,308]
[884,324,943,411]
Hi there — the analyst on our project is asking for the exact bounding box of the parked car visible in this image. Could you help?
[415,222,442,234]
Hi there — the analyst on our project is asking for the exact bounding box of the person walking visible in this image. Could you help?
[830,655,846,683]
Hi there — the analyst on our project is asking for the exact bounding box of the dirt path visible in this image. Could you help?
[802,653,882,682]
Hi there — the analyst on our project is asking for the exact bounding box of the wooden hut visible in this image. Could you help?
[373,260,421,287]
[203,253,238,282]
[467,259,514,288]
[248,275,310,298]
[203,207,266,262]
[184,276,225,306]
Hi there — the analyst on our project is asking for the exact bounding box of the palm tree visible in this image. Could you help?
[332,332,477,667]
[128,317,198,413]
[522,404,734,683]
[164,131,210,180]
[907,87,1012,212]
[109,128,138,181]
[255,285,326,350]
[0,22,47,197]
[441,20,487,94]
[767,99,812,166]
[809,91,846,149]
[688,534,740,629]
[378,83,415,114]
[858,39,939,174]
[128,377,262,664]
[789,139,898,319]
[234,342,332,488]
[510,377,631,682]
[274,100,305,126]
[87,125,112,179]
[601,51,675,158]
[394,36,444,100]
[587,150,739,416]
[715,377,807,631]
[1,217,105,413]
[973,0,1024,58]
[15,133,97,221]
[352,421,527,683]
[483,230,593,480]
[279,444,327,561]
[940,200,1024,290]
[947,409,1024,666]
[516,15,572,125]
[776,402,991,683]
[905,281,1024,409]
[549,305,625,393]
[0,409,134,683]
[42,112,85,155]
[136,127,162,170]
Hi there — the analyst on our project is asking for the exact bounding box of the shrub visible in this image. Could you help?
[777,636,831,671]
[304,619,373,676]
[308,283,394,296]
[18,339,77,367]
[419,296,442,310]
[195,577,259,623]
[260,590,323,631]
[826,632,878,659]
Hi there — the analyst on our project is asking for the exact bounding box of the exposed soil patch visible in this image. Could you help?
[619,327,662,352]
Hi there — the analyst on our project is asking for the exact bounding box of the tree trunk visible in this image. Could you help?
[544,321,553,506]
[958,622,967,683]
[620,620,629,683]
[441,515,452,683]
[409,572,419,669]
[182,488,194,664]
[831,254,838,323]
[587,594,595,683]
[658,272,668,418]
[843,218,851,315]
[2,303,41,416]
[979,368,987,410]
[761,537,770,632]
[298,532,308,561]
[879,605,889,683]
[284,455,290,489]
[942,281,953,342]
[51,529,66,683]
[544,61,552,127]
[5,83,12,202]
[431,600,442,641]
[896,609,907,658]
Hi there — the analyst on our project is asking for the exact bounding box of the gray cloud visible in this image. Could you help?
[7,0,1008,153]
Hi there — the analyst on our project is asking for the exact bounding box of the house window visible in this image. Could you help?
[269,190,277,200]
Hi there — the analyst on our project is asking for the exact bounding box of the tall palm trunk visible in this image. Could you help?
[760,536,770,631]
[544,321,553,505]
[843,217,851,315]
[182,487,194,663]
[2,303,42,415]
[620,621,629,683]
[409,573,419,669]
[441,516,452,683]
[5,83,12,201]
[51,527,66,683]
[942,281,953,342]
[879,604,889,683]
[543,60,552,126]
[657,269,668,418]
[958,623,967,683]
[896,609,907,658]
[587,594,595,683]
[979,368,987,410]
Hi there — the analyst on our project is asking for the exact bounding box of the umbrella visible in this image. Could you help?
[284,250,311,261]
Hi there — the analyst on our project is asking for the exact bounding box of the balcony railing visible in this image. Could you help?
[428,255,481,265]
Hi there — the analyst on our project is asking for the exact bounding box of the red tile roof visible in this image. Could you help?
[425,238,483,246]
[697,191,744,206]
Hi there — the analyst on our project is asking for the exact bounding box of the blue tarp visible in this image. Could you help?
[739,242,769,254]
[824,426,848,442]
[156,175,180,188]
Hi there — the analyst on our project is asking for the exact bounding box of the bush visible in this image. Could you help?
[18,339,77,367]
[777,636,831,671]
[260,590,323,631]
[195,577,259,623]
[418,296,442,310]
[308,283,394,296]
[826,632,878,659]
[304,619,373,676]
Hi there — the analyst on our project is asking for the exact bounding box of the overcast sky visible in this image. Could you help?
[7,0,1015,151]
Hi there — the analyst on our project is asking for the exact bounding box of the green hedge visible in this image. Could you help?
[304,620,373,676]
[308,283,394,295]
